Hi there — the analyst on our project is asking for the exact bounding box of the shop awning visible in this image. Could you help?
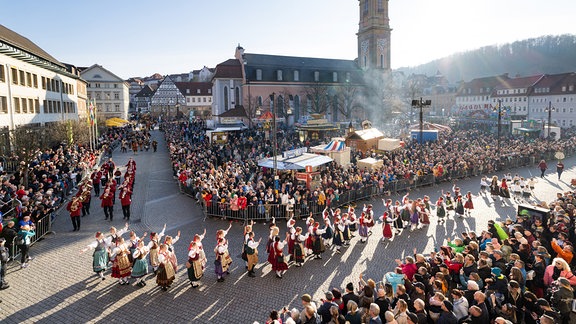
[258,153,333,170]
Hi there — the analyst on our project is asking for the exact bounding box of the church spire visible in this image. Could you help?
[357,0,392,70]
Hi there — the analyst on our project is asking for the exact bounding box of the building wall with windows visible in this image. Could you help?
[80,64,129,120]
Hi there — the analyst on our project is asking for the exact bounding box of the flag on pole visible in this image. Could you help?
[88,100,95,126]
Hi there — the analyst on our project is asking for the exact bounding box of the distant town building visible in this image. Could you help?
[80,64,130,120]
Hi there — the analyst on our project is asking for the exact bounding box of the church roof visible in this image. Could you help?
[213,59,243,79]
[174,82,212,96]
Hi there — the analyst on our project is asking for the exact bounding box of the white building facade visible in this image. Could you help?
[81,64,130,120]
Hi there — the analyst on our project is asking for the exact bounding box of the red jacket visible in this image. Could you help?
[120,191,132,206]
[67,200,82,217]
[100,192,114,207]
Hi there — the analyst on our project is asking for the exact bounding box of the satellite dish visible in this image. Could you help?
[555,152,565,160]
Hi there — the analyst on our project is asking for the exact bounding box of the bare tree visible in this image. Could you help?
[335,82,360,120]
[302,83,330,115]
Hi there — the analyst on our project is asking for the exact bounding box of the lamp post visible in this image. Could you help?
[493,99,503,155]
[411,97,431,161]
[545,101,555,139]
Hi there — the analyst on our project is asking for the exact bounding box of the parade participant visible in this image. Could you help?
[79,185,92,217]
[152,140,158,152]
[392,200,403,233]
[380,212,395,242]
[164,232,180,270]
[409,200,420,232]
[120,187,132,221]
[311,222,326,259]
[66,196,82,231]
[267,225,280,265]
[156,244,176,291]
[455,195,465,218]
[186,241,205,287]
[333,216,345,254]
[286,218,297,262]
[147,224,166,275]
[91,169,102,196]
[242,220,254,267]
[127,231,146,265]
[271,233,289,278]
[304,217,314,254]
[293,227,308,267]
[81,231,113,280]
[463,191,474,216]
[436,197,446,225]
[363,204,375,235]
[322,214,334,248]
[110,237,132,285]
[348,207,358,233]
[100,187,114,221]
[189,229,206,252]
[500,178,511,206]
[342,213,352,245]
[245,231,261,278]
[109,223,129,245]
[556,160,564,180]
[113,168,122,185]
[358,212,369,244]
[479,177,489,194]
[214,236,232,282]
[538,159,547,178]
[418,198,431,226]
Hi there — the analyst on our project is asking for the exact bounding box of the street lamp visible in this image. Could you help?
[411,97,431,161]
[493,99,504,155]
[545,101,555,139]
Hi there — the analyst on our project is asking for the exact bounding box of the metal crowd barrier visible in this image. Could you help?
[194,148,575,222]
[7,212,54,263]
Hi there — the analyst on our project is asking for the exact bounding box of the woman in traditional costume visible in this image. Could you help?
[436,197,446,225]
[131,239,149,287]
[293,227,308,267]
[110,237,132,285]
[164,231,180,270]
[463,191,474,216]
[187,241,204,287]
[147,224,166,275]
[271,233,289,278]
[156,244,176,291]
[81,231,112,280]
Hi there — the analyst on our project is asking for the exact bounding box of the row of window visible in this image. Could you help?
[90,83,119,89]
[0,96,75,114]
[91,92,121,100]
[187,97,211,103]
[0,66,75,95]
[461,96,576,103]
[255,69,350,83]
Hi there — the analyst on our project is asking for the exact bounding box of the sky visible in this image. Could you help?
[1,0,574,79]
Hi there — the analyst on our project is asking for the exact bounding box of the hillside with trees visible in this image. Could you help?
[396,34,576,82]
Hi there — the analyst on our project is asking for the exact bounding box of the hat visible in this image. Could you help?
[558,277,571,287]
[325,291,334,300]
[536,298,550,307]
[301,294,311,303]
[407,312,418,323]
[413,282,425,290]
[442,300,454,312]
[346,282,354,291]
[491,267,502,276]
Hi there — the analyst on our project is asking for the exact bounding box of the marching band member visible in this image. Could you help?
[67,196,82,231]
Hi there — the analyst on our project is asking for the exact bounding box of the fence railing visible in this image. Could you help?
[182,148,575,223]
[7,211,54,262]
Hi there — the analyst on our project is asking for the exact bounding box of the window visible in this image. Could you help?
[562,86,566,92]
[41,77,47,89]
[14,97,21,113]
[95,83,101,88]
[277,70,283,81]
[364,0,368,12]
[223,86,229,111]
[11,68,18,84]
[332,72,338,82]
[57,101,61,113]
[314,71,320,82]
[114,93,119,100]
[19,70,25,86]
[0,65,5,82]
[346,72,351,82]
[203,97,207,102]
[34,99,40,113]
[28,99,33,113]
[0,96,7,113]
[33,74,38,88]
[380,55,384,68]
[114,84,118,88]
[570,85,574,91]
[378,0,384,11]
[256,69,262,81]
[26,72,32,87]
[115,104,120,112]
[192,98,195,103]
[294,70,299,81]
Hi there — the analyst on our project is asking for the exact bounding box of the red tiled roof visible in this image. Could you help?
[213,59,243,79]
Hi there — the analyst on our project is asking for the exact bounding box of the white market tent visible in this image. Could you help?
[377,138,403,151]
[310,139,350,166]
[258,153,333,170]
[357,157,383,171]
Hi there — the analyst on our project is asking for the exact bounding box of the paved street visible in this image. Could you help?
[1,133,575,323]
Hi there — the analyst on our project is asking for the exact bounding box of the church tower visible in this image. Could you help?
[357,0,392,70]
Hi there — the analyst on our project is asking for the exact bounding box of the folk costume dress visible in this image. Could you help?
[147,228,165,274]
[464,192,474,213]
[187,246,205,286]
[87,238,111,277]
[381,212,394,240]
[293,232,308,265]
[333,220,345,252]
[156,251,176,290]
[312,225,326,258]
[358,213,369,241]
[271,239,289,277]
[455,196,465,217]
[419,201,430,225]
[436,198,446,224]
[245,238,259,276]
[214,239,232,281]
[110,243,132,282]
[165,235,180,270]
[131,246,150,281]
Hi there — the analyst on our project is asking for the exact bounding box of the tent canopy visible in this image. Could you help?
[258,153,333,170]
[105,118,129,127]
[310,140,346,152]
